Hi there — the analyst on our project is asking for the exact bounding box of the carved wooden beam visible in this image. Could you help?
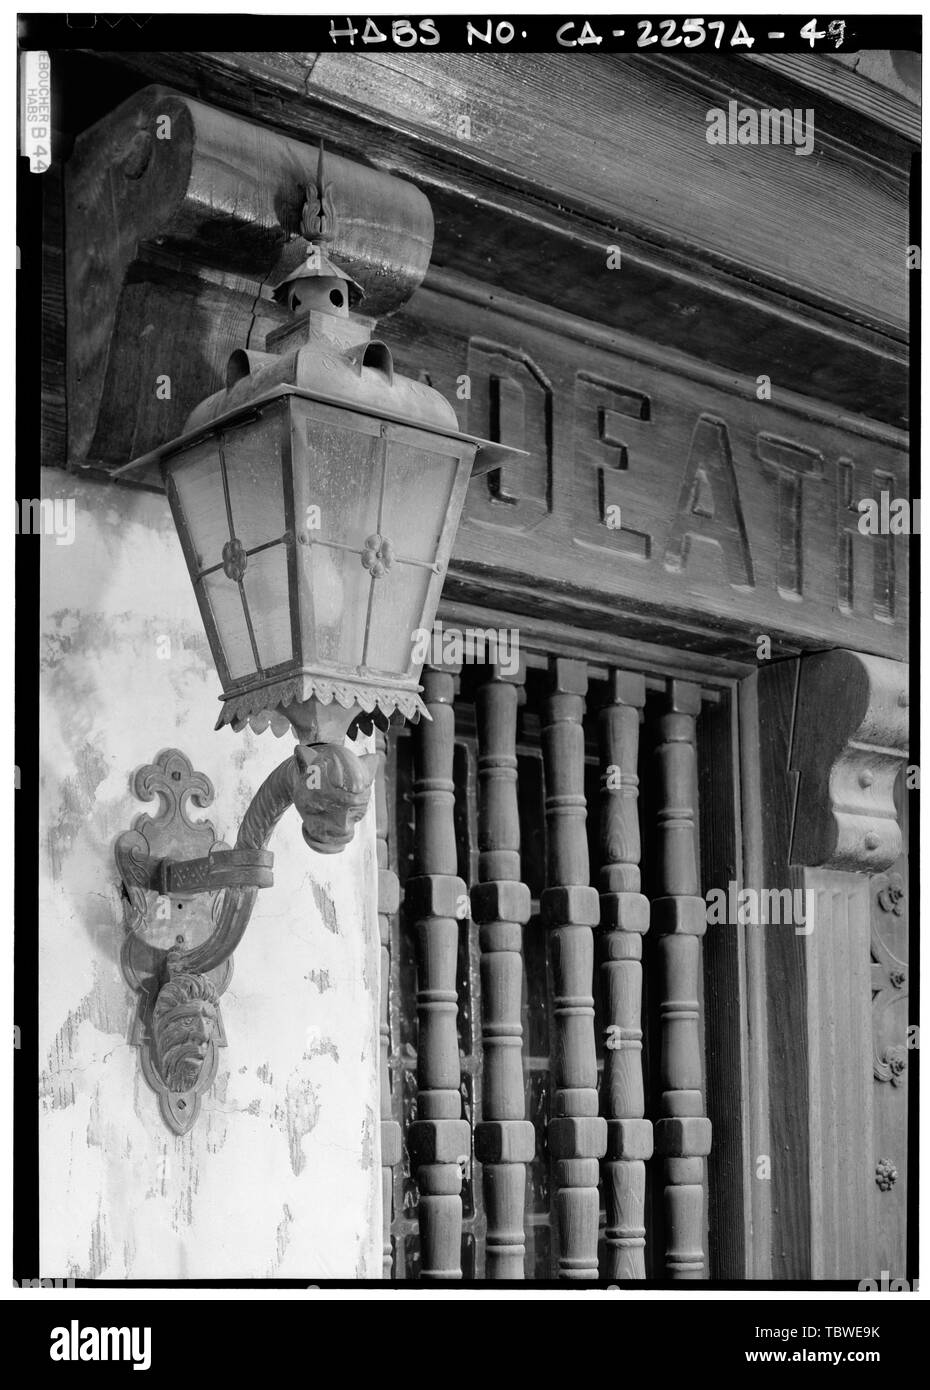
[790,650,909,872]
[66,47,911,428]
[65,84,433,471]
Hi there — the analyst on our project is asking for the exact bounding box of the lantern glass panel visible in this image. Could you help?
[302,415,382,550]
[171,446,229,573]
[380,441,459,564]
[223,416,287,551]
[201,569,256,680]
[242,546,293,669]
[365,562,432,675]
[295,407,383,675]
[305,542,369,670]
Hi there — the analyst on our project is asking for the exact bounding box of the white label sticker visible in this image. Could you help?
[20,51,52,173]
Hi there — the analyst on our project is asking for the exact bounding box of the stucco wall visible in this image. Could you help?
[38,467,381,1279]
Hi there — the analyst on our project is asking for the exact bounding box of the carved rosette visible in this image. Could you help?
[875,1159,898,1192]
[871,870,909,1087]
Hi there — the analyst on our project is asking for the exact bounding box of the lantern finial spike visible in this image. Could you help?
[300,137,334,246]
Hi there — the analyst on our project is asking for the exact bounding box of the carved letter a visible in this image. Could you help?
[664,416,754,588]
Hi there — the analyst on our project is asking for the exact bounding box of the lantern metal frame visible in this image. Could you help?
[121,384,517,737]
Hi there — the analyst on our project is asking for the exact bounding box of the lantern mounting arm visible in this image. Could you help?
[116,738,379,1135]
[168,752,299,978]
[116,752,302,979]
[118,741,379,979]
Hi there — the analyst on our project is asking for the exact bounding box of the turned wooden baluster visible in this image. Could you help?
[405,665,470,1280]
[375,729,402,1279]
[599,670,653,1279]
[540,658,607,1279]
[471,663,535,1279]
[652,679,712,1279]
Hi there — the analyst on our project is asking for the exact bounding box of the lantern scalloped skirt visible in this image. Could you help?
[216,673,430,736]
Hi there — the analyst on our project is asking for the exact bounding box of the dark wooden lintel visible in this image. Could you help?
[64,48,909,426]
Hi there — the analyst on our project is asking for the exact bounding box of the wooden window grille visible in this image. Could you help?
[378,645,740,1280]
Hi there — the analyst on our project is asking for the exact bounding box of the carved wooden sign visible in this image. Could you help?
[387,279,909,662]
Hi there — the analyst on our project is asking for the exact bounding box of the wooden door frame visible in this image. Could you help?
[740,653,910,1281]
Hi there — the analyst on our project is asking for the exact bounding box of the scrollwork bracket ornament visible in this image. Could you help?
[790,651,908,872]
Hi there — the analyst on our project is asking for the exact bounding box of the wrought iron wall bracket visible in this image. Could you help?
[121,843,275,901]
[115,741,376,1135]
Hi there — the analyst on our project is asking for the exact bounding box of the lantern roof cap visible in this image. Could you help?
[114,332,527,489]
[271,249,365,306]
[114,383,525,489]
[184,332,460,437]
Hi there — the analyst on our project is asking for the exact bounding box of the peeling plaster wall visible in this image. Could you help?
[38,467,382,1279]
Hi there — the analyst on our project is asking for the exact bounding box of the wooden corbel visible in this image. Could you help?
[790,649,909,873]
[780,649,910,1278]
[65,84,434,473]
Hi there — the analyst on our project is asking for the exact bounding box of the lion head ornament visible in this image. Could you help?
[152,967,220,1094]
[290,743,377,853]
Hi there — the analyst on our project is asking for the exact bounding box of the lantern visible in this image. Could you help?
[113,148,525,1131]
[116,173,521,748]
